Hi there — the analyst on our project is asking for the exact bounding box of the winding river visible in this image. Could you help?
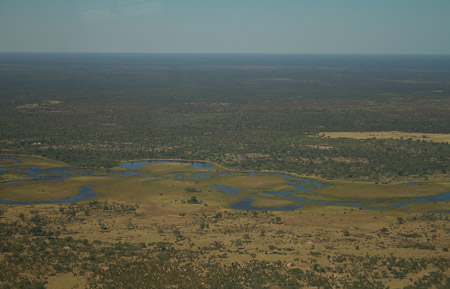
[1,155,449,211]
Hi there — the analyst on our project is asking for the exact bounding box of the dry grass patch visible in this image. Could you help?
[319,131,450,143]
[138,162,192,174]
[46,273,86,289]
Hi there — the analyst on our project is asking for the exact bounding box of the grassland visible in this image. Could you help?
[309,180,450,202]
[1,159,449,289]
[1,54,450,288]
[1,197,449,288]
[319,131,450,143]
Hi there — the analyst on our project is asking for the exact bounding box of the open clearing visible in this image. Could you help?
[319,131,450,143]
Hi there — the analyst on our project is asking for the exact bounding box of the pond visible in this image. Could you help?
[1,155,449,211]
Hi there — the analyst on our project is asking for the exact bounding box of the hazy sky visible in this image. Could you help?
[1,0,450,54]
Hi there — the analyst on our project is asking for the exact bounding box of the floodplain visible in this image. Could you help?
[1,53,449,288]
[1,155,450,288]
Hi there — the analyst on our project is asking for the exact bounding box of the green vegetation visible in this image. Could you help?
[1,54,449,288]
[0,54,449,181]
[187,196,200,204]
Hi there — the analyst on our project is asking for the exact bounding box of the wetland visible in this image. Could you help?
[1,155,449,213]
[1,53,449,288]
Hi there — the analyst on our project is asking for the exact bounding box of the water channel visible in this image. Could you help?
[1,155,449,211]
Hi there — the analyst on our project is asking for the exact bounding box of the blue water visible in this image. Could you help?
[212,173,450,211]
[0,166,113,185]
[385,192,450,209]
[220,176,335,210]
[1,155,449,211]
[107,170,140,177]
[0,186,98,205]
[211,185,247,196]
[0,155,20,164]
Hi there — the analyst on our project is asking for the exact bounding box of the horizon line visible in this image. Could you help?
[1,51,450,56]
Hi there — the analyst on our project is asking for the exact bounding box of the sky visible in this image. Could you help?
[1,0,450,54]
